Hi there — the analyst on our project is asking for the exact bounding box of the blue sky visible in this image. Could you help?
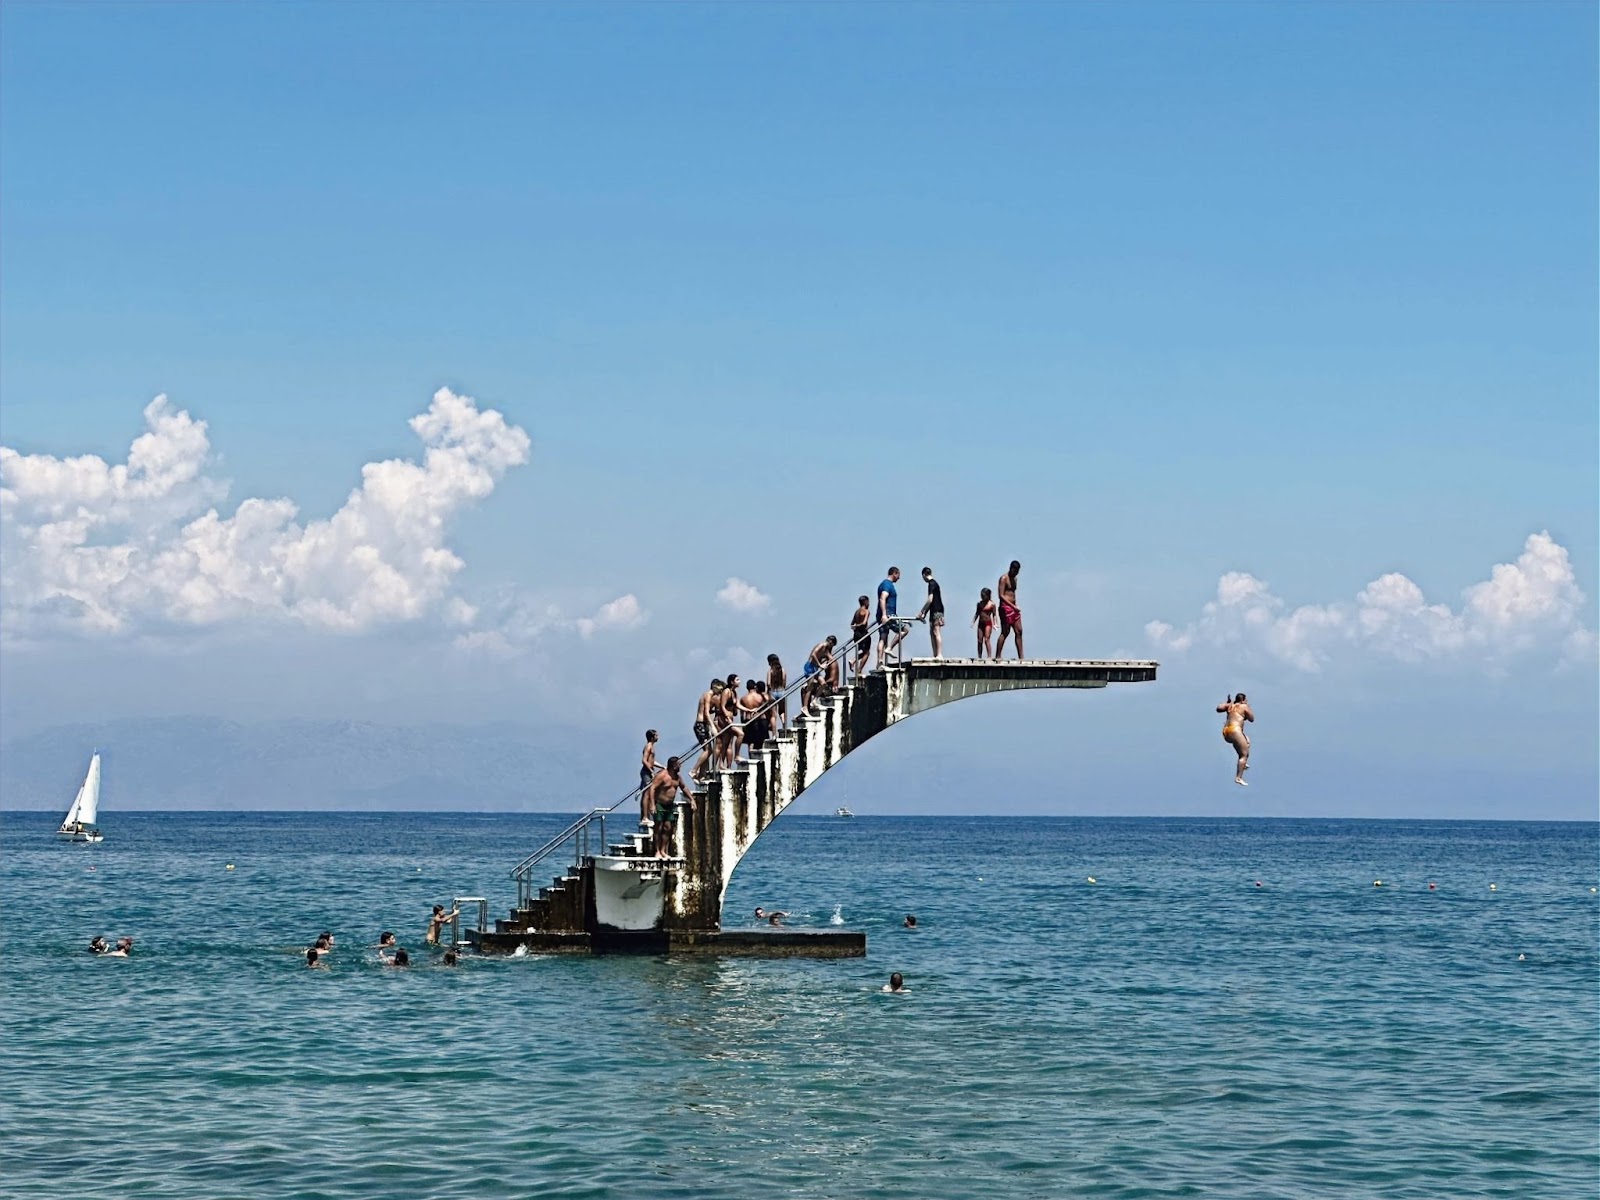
[2,2,1595,818]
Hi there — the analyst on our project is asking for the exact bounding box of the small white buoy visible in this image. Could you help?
[1086,876,1097,884]
[1591,887,1597,894]
[1489,883,1497,892]
[1517,953,1525,961]
[226,863,235,871]
[1373,880,1383,888]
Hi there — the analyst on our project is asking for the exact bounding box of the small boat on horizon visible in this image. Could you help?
[835,807,854,818]
[57,752,104,844]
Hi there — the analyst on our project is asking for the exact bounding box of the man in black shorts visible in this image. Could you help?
[850,595,871,677]
[692,679,720,782]
[918,567,945,658]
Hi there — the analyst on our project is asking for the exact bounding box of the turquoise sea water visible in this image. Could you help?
[2,812,1596,1199]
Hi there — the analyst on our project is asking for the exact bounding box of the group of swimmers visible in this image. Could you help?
[303,903,463,969]
[86,935,133,956]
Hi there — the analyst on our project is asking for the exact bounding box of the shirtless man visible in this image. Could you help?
[645,756,696,859]
[692,679,722,782]
[718,674,742,768]
[753,907,789,926]
[803,635,837,710]
[850,595,872,677]
[639,729,661,825]
[1217,693,1255,786]
[994,560,1024,659]
[739,680,771,755]
[766,654,789,732]
[106,937,133,957]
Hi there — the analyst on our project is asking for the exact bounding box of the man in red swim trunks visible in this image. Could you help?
[995,560,1024,659]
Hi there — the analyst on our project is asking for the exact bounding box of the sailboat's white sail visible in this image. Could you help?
[59,753,100,832]
[77,754,101,826]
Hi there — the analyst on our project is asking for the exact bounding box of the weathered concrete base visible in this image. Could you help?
[469,926,865,958]
[470,929,594,955]
[667,929,865,958]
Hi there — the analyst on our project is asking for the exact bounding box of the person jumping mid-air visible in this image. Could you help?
[1217,693,1255,785]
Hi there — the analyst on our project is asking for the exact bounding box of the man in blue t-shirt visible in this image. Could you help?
[876,566,909,667]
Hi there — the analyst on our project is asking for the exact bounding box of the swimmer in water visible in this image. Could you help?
[1216,692,1255,785]
[442,949,458,967]
[387,948,411,968]
[883,972,907,993]
[308,933,333,955]
[106,937,133,957]
[753,907,789,926]
[425,904,459,945]
[306,948,326,969]
[376,931,396,949]
[903,914,917,928]
[88,936,109,954]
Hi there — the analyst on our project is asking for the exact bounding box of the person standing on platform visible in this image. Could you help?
[994,561,1024,659]
[692,680,721,783]
[973,587,996,658]
[647,757,695,859]
[918,567,945,658]
[639,729,660,794]
[739,681,771,754]
[877,567,909,668]
[850,595,872,677]
[766,654,789,732]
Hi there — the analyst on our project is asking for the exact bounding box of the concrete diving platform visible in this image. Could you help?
[484,652,1157,957]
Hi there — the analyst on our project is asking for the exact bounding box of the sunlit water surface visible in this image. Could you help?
[2,812,1595,1199]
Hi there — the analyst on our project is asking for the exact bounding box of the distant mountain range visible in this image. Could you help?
[0,717,631,811]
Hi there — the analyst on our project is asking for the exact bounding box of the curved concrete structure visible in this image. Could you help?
[478,657,1157,954]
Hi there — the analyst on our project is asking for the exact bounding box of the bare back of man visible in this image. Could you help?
[1216,695,1255,785]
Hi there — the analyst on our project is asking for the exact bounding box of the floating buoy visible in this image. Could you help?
[1254,880,1263,888]
[1373,880,1383,888]
[1591,887,1597,894]
[1517,954,1526,961]
[226,863,235,871]
[1087,876,1097,884]
[1489,883,1497,892]
[1427,882,1436,890]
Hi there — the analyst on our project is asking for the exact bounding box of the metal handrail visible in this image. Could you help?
[508,614,907,901]
[447,897,489,948]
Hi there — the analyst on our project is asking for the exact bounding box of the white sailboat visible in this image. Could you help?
[57,752,104,843]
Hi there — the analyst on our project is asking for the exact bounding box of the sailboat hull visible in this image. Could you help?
[56,827,103,843]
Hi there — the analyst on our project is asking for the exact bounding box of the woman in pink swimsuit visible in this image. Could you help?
[972,587,996,658]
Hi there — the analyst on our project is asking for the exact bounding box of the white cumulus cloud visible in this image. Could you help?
[576,594,648,639]
[1146,532,1596,672]
[716,577,771,613]
[1,388,530,639]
